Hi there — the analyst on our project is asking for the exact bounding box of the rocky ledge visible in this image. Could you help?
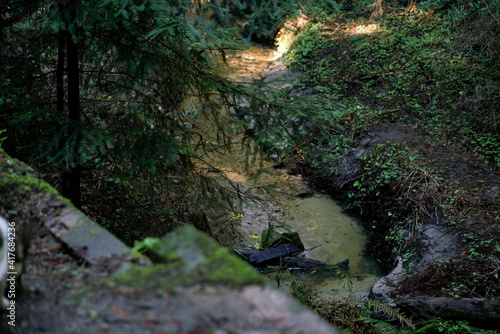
[0,148,336,333]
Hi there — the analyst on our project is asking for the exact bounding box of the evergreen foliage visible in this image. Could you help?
[0,0,342,244]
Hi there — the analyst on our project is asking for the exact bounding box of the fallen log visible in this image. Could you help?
[282,256,327,271]
[397,296,500,327]
[231,245,328,271]
[232,244,302,265]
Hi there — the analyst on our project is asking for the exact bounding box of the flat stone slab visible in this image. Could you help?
[48,206,129,264]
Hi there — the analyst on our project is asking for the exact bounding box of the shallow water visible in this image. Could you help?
[186,44,383,299]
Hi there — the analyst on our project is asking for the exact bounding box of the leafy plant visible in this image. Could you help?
[0,129,6,148]
[414,317,497,334]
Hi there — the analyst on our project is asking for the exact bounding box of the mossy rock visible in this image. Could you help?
[108,225,265,293]
[261,222,304,250]
[0,148,72,208]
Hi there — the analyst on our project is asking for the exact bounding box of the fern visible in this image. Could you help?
[413,318,498,334]
[350,299,415,330]
[356,317,408,334]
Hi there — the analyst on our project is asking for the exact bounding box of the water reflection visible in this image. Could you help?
[191,44,383,299]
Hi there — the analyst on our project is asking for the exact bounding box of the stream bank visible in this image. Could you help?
[257,21,500,327]
[204,44,500,327]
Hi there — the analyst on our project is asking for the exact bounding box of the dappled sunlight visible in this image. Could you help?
[347,23,381,36]
[276,13,310,55]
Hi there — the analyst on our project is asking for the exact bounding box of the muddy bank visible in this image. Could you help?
[302,123,462,271]
[299,121,500,302]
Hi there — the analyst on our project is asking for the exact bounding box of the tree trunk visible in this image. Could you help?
[56,3,65,117]
[56,3,66,191]
[397,297,500,328]
[60,1,81,208]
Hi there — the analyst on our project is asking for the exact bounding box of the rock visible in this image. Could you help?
[261,57,304,89]
[418,224,459,268]
[372,256,406,303]
[97,226,337,333]
[48,206,130,265]
[67,284,338,334]
[119,225,266,288]
[261,222,305,250]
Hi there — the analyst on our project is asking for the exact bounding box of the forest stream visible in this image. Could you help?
[182,44,383,300]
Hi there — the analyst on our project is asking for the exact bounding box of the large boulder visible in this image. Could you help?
[81,225,337,333]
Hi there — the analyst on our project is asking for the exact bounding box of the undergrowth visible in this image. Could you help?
[270,268,496,333]
[261,0,500,320]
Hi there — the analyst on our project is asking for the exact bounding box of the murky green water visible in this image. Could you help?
[185,44,383,299]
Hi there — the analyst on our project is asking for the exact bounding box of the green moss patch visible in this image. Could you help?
[0,148,71,222]
[107,225,265,293]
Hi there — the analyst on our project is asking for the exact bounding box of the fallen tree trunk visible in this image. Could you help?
[282,256,327,271]
[231,245,329,271]
[232,244,302,265]
[397,296,500,327]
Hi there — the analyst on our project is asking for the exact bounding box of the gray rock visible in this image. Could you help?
[48,206,130,265]
[261,57,304,89]
[371,256,406,303]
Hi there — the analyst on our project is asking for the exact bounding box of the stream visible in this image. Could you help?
[185,44,383,300]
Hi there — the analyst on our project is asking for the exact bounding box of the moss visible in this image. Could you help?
[1,173,58,196]
[0,149,72,208]
[108,261,188,292]
[202,245,265,286]
[106,225,265,293]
